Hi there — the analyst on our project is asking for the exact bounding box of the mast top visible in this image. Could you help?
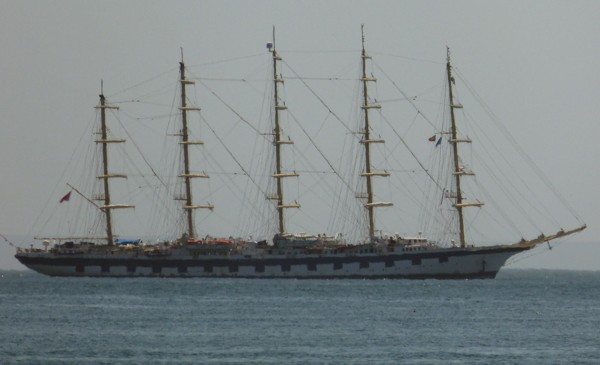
[361,24,365,50]
[266,26,277,53]
[267,27,278,57]
[272,25,276,50]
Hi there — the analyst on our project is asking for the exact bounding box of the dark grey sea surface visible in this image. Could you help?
[1,269,599,364]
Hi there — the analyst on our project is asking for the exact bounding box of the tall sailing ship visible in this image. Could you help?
[15,29,586,278]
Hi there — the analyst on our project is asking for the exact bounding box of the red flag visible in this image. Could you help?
[59,191,72,203]
[428,135,436,142]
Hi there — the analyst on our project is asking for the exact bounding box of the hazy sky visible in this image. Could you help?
[1,0,598,270]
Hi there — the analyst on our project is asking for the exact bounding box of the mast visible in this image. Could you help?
[359,25,392,238]
[178,55,213,239]
[269,27,299,234]
[446,47,483,248]
[94,83,131,246]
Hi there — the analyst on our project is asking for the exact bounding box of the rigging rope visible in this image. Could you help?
[113,112,168,190]
[0,233,16,248]
[373,62,438,130]
[450,79,555,230]
[201,116,269,199]
[378,110,444,193]
[107,67,178,99]
[187,52,265,68]
[370,51,444,65]
[453,67,585,224]
[286,109,355,194]
[282,60,354,135]
[196,80,266,138]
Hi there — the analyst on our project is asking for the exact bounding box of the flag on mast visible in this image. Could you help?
[59,191,72,203]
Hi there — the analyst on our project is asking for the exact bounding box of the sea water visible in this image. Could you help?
[1,269,599,364]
